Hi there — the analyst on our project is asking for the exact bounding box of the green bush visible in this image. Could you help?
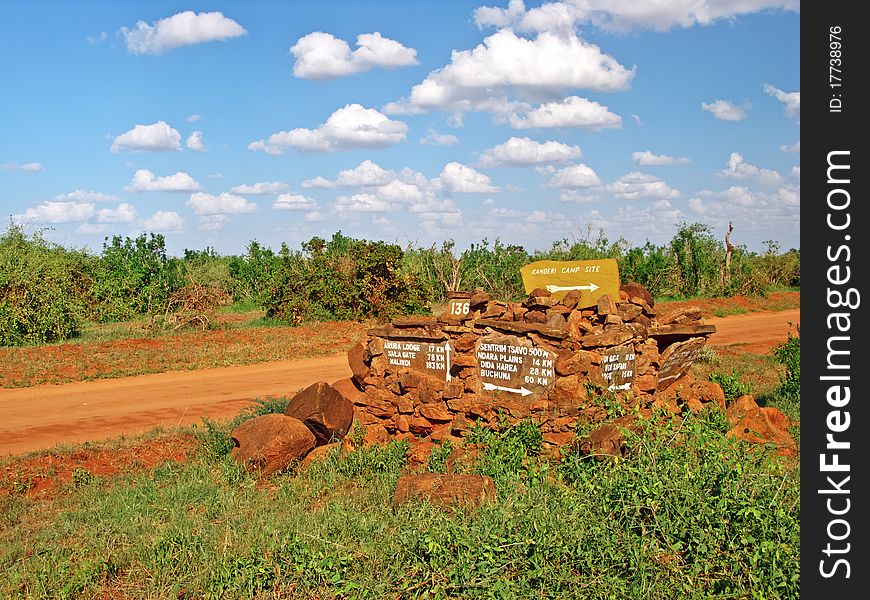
[772,326,800,401]
[263,232,428,323]
[0,225,90,345]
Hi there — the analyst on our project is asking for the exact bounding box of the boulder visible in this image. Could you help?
[620,282,654,307]
[285,381,354,446]
[298,442,342,472]
[392,473,497,509]
[347,342,370,386]
[231,414,316,476]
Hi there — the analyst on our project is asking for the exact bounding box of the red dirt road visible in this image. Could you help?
[0,355,351,457]
[0,309,798,457]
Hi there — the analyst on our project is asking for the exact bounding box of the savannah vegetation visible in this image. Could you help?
[0,332,801,599]
[1,222,799,347]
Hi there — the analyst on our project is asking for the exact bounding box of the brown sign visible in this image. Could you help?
[656,337,707,390]
[384,340,451,380]
[602,345,636,391]
[519,259,621,308]
[475,333,555,398]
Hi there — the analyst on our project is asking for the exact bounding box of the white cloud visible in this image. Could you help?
[248,104,407,154]
[420,129,459,145]
[111,121,181,153]
[55,189,119,203]
[16,201,95,223]
[701,100,748,121]
[474,0,799,34]
[301,176,335,189]
[763,83,800,120]
[125,169,201,192]
[197,215,227,231]
[491,207,525,218]
[544,163,602,188]
[439,162,500,193]
[96,203,137,223]
[186,114,201,122]
[687,184,800,235]
[334,160,395,187]
[186,192,257,215]
[86,31,108,45]
[335,193,392,213]
[304,210,330,222]
[1,162,43,172]
[718,152,783,186]
[508,96,621,130]
[779,140,800,153]
[482,198,496,206]
[229,181,289,195]
[479,137,581,167]
[143,210,184,231]
[606,172,680,200]
[274,194,317,210]
[121,11,246,55]
[76,223,110,234]
[207,173,224,179]
[384,29,634,116]
[291,31,417,79]
[557,190,600,204]
[631,114,642,125]
[186,131,207,152]
[632,150,690,166]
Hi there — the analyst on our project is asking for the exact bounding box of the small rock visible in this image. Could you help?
[392,473,498,509]
[231,414,316,476]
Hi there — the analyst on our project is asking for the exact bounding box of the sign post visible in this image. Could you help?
[519,258,621,308]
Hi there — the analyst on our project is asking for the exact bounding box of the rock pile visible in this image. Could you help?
[347,283,719,453]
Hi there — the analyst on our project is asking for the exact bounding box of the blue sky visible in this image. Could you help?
[1,1,800,256]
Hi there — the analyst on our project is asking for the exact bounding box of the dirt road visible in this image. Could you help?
[0,308,798,457]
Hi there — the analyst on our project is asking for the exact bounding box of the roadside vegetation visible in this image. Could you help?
[0,330,800,598]
[2,222,799,348]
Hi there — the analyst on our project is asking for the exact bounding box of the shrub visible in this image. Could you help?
[0,224,90,345]
[263,232,428,324]
[772,325,800,401]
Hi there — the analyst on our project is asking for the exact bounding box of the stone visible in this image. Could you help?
[656,306,702,326]
[560,290,582,310]
[298,442,341,472]
[596,294,619,315]
[231,414,316,476]
[392,316,440,328]
[555,349,600,376]
[529,287,551,297]
[726,404,797,457]
[620,282,654,307]
[406,438,436,468]
[284,382,354,446]
[470,288,490,308]
[348,342,370,386]
[579,329,637,348]
[481,303,507,319]
[543,431,575,448]
[392,473,497,509]
[419,403,453,422]
[445,444,482,472]
[524,310,548,323]
[604,314,623,326]
[452,333,479,353]
[633,374,657,392]
[409,416,435,436]
[332,377,367,405]
[616,303,642,321]
[689,381,727,412]
[363,423,390,446]
[545,313,567,329]
[353,388,397,419]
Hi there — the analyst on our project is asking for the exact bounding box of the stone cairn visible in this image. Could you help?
[231,281,796,500]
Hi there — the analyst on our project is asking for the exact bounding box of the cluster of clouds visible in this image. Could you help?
[8,4,799,245]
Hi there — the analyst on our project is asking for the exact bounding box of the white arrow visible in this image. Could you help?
[607,383,631,392]
[544,283,600,293]
[444,341,453,382]
[482,381,533,396]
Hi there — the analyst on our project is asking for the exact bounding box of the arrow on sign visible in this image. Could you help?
[607,383,631,392]
[482,381,533,396]
[444,341,453,382]
[544,283,600,293]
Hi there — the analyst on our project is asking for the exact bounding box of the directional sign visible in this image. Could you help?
[656,337,707,390]
[602,345,636,392]
[475,333,556,399]
[384,340,453,381]
[519,259,621,308]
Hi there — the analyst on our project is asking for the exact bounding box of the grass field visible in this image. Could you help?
[0,293,801,598]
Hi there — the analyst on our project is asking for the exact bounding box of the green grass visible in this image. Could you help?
[1,400,800,599]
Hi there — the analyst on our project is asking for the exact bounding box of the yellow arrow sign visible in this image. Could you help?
[519,259,621,308]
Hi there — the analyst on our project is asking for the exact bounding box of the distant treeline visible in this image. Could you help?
[0,222,799,346]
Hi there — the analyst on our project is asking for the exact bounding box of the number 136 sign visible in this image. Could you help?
[447,298,470,316]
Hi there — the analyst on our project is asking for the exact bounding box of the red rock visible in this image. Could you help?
[362,423,390,446]
[524,310,548,323]
[656,306,702,325]
[633,374,657,392]
[406,438,436,467]
[529,287,551,297]
[284,381,354,446]
[727,407,797,457]
[298,442,341,472]
[332,377,366,404]
[395,414,410,433]
[392,473,497,509]
[543,431,575,447]
[419,403,453,422]
[555,349,600,376]
[604,314,623,325]
[620,282,654,307]
[560,290,582,310]
[597,294,619,315]
[352,388,396,419]
[469,288,490,308]
[347,342,370,386]
[231,414,316,476]
[545,313,567,329]
[452,333,479,353]
[727,394,760,425]
[409,416,435,436]
[691,381,727,412]
[445,444,482,472]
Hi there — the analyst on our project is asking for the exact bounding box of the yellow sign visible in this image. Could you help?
[519,259,621,308]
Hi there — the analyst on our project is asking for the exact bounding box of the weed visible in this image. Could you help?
[709,370,753,401]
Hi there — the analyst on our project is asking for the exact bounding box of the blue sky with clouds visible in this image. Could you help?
[1,1,799,256]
